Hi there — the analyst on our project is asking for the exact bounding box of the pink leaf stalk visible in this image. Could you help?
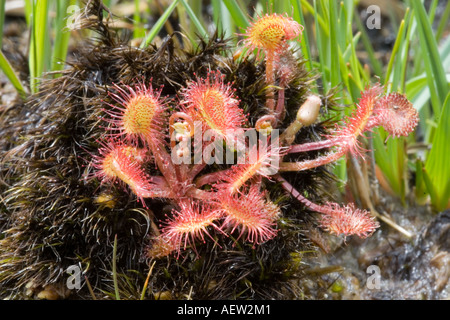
[215,139,285,194]
[283,85,419,172]
[242,13,303,112]
[242,12,303,62]
[276,175,379,239]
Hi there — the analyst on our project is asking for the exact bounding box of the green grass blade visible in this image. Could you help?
[339,30,364,96]
[112,234,120,300]
[0,0,5,49]
[140,261,156,300]
[373,129,402,199]
[272,0,291,13]
[440,35,450,69]
[406,75,430,105]
[188,0,205,28]
[222,0,249,32]
[435,0,450,41]
[300,0,327,34]
[0,51,27,98]
[427,0,439,23]
[133,0,146,39]
[212,0,236,44]
[425,93,450,211]
[176,2,194,48]
[51,0,76,74]
[343,0,354,28]
[411,0,449,114]
[398,9,413,92]
[36,0,50,74]
[29,0,50,93]
[384,19,406,90]
[328,0,340,88]
[212,0,222,33]
[180,0,208,39]
[289,0,313,72]
[140,0,181,49]
[421,165,439,212]
[406,35,450,112]
[313,0,329,91]
[318,0,329,33]
[212,0,223,36]
[348,32,364,91]
[390,9,411,92]
[354,12,382,78]
[388,138,406,201]
[27,1,36,92]
[24,0,32,26]
[414,159,427,204]
[337,1,347,51]
[337,47,350,93]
